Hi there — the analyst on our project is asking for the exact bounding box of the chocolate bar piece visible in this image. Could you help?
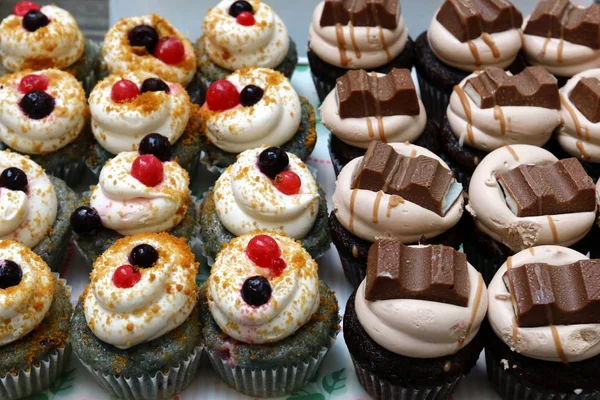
[463,66,560,109]
[351,141,463,216]
[569,77,600,123]
[504,260,600,327]
[436,0,523,42]
[497,158,595,218]
[366,239,470,306]
[336,69,419,119]
[320,0,399,29]
[524,0,600,49]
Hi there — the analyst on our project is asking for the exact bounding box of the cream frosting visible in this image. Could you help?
[214,147,319,238]
[201,68,301,153]
[356,246,487,358]
[90,152,190,236]
[84,233,198,349]
[0,69,87,155]
[0,151,57,248]
[308,1,408,69]
[202,0,290,71]
[488,245,600,363]
[447,73,561,152]
[89,71,191,155]
[208,232,320,344]
[467,145,596,252]
[332,142,464,243]
[102,14,196,86]
[0,5,84,72]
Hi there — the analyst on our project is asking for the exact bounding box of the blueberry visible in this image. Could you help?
[240,85,264,107]
[139,133,171,162]
[258,146,289,179]
[128,244,158,269]
[0,168,28,192]
[19,90,55,120]
[241,276,271,307]
[229,0,253,17]
[140,78,170,94]
[0,260,22,289]
[70,206,102,236]
[128,24,159,54]
[22,10,49,32]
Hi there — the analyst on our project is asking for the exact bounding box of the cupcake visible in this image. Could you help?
[71,233,202,399]
[345,239,487,400]
[522,1,600,88]
[0,240,72,400]
[321,68,440,175]
[330,140,465,288]
[0,150,78,271]
[464,144,597,283]
[308,0,414,102]
[72,146,197,269]
[199,67,317,171]
[196,1,298,86]
[0,69,92,186]
[486,245,600,399]
[201,232,340,398]
[86,71,202,178]
[415,0,525,122]
[0,2,99,93]
[200,146,330,264]
[441,66,562,186]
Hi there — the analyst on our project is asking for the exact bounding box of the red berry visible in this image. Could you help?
[111,79,139,103]
[274,171,301,195]
[131,155,164,187]
[206,80,239,111]
[154,37,185,65]
[113,265,141,289]
[18,74,48,93]
[236,11,255,26]
[13,1,40,17]
[246,235,287,274]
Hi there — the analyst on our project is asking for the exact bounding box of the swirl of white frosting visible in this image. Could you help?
[332,142,464,243]
[102,14,196,86]
[214,147,319,238]
[428,11,522,72]
[447,73,561,152]
[0,240,55,346]
[356,246,487,358]
[84,233,198,349]
[203,0,290,71]
[557,69,600,163]
[0,69,87,155]
[0,5,84,72]
[488,245,600,363]
[308,1,408,69]
[208,232,320,344]
[202,68,301,153]
[467,145,596,252]
[90,152,190,236]
[0,151,57,247]
[89,71,191,155]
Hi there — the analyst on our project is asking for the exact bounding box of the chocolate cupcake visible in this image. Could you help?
[330,141,465,288]
[464,145,597,283]
[345,239,487,400]
[441,66,562,186]
[322,68,440,175]
[415,0,525,122]
[486,245,600,399]
[308,0,414,102]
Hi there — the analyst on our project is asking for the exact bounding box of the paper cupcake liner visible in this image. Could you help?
[43,231,73,273]
[438,150,472,188]
[199,150,227,175]
[311,72,336,104]
[327,134,344,177]
[338,252,366,289]
[462,236,506,284]
[44,158,88,188]
[416,73,451,123]
[77,345,203,400]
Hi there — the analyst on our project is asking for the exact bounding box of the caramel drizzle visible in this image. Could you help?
[373,191,384,224]
[577,141,590,159]
[557,38,564,63]
[349,188,358,233]
[512,317,519,344]
[335,24,351,67]
[453,86,475,145]
[551,325,569,364]
[547,216,559,243]
[387,195,404,217]
[349,22,362,59]
[494,105,506,136]
[505,145,520,161]
[379,26,392,62]
[366,119,375,138]
[560,95,583,138]
[540,37,551,58]
[456,275,484,353]
[409,149,417,158]
[482,33,500,58]
[529,247,535,255]
[377,116,386,143]
[468,40,482,66]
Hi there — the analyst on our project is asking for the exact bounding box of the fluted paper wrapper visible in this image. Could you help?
[416,73,451,123]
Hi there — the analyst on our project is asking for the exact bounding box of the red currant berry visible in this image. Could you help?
[19,74,48,93]
[112,265,141,289]
[131,155,164,187]
[206,80,240,111]
[236,11,255,26]
[13,1,40,17]
[274,171,301,195]
[246,235,287,272]
[154,37,185,65]
[111,79,139,103]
